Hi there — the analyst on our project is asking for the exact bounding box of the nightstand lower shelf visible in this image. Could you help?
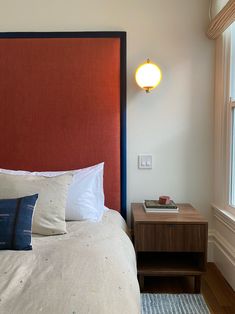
[137,252,204,274]
[137,252,205,292]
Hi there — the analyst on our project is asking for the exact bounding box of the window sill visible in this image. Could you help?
[211,204,235,230]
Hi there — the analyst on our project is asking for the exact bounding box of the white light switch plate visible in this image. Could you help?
[138,155,152,169]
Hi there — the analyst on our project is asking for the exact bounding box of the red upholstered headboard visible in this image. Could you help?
[0,32,126,216]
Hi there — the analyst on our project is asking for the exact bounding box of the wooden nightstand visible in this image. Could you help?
[131,203,208,292]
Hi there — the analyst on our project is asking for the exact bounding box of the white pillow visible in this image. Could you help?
[0,163,105,222]
[66,163,105,221]
[0,173,72,235]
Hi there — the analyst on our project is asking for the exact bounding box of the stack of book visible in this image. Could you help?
[144,200,179,213]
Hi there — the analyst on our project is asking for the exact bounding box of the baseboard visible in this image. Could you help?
[209,206,235,291]
[207,230,214,262]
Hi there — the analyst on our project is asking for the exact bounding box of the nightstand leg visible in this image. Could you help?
[139,275,145,291]
[194,275,201,293]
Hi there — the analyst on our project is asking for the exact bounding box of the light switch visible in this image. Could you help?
[138,155,152,169]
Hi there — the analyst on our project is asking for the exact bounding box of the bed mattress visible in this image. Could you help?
[0,210,140,314]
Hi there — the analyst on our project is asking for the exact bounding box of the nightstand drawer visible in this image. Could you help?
[135,223,207,252]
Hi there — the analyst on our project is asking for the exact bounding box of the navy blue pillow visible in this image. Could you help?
[0,194,38,250]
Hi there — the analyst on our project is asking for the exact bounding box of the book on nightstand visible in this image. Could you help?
[144,200,179,213]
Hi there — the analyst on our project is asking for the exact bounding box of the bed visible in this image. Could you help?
[0,32,141,314]
[0,211,140,313]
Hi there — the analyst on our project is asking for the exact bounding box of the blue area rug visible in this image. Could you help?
[141,293,210,314]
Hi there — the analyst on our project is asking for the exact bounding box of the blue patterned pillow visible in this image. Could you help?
[0,194,38,250]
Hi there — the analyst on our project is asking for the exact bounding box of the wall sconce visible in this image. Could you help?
[135,58,162,93]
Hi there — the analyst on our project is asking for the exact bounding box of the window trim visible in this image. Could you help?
[213,26,235,219]
[225,24,235,215]
[226,99,235,214]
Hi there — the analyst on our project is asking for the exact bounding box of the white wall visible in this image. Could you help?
[0,0,214,224]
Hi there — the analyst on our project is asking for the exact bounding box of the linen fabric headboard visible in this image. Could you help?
[0,32,126,218]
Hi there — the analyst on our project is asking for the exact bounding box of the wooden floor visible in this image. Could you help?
[142,263,235,314]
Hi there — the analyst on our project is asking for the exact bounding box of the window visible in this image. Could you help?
[229,23,235,208]
[231,23,235,100]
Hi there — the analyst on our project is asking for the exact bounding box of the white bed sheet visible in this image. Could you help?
[0,210,140,314]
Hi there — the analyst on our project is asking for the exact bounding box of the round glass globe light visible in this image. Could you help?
[135,61,162,92]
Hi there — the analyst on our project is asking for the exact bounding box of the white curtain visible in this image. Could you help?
[208,0,235,39]
[211,0,229,18]
[213,30,231,207]
[210,1,232,207]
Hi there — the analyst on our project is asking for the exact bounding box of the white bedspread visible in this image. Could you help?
[0,210,140,314]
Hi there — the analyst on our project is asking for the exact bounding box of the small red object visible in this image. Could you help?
[159,196,171,205]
